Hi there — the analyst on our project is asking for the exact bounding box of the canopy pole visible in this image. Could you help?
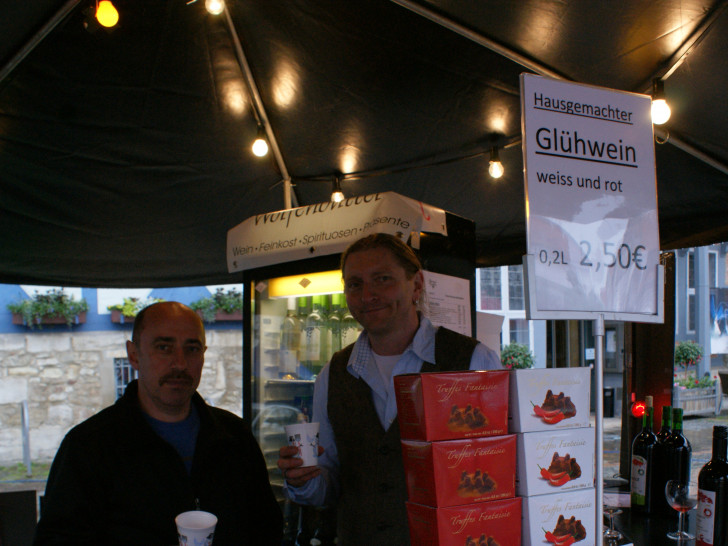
[389,0,568,81]
[223,6,296,209]
[0,0,80,85]
[655,128,728,177]
[593,314,605,537]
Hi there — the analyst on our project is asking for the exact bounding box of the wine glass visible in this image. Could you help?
[603,505,622,539]
[664,480,697,541]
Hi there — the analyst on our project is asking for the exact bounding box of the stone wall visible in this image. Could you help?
[0,330,243,465]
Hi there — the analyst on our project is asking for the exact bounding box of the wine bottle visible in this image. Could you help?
[668,408,692,483]
[328,293,343,356]
[660,407,692,518]
[697,425,728,546]
[649,405,672,516]
[341,302,361,347]
[656,405,672,443]
[303,296,326,376]
[279,297,302,378]
[631,395,657,513]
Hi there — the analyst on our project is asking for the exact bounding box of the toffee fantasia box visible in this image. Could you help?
[394,370,509,442]
[509,368,591,433]
[516,427,595,497]
[521,488,596,546]
[402,435,517,507]
[407,497,522,546]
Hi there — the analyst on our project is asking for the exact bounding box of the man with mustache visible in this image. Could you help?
[278,234,502,545]
[34,302,282,545]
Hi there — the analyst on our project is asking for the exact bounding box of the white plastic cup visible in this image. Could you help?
[284,421,320,467]
[176,510,217,546]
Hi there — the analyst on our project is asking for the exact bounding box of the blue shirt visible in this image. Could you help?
[144,404,200,474]
[285,315,501,506]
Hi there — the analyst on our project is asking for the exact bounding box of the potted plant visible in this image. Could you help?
[107,297,164,324]
[7,288,89,328]
[674,340,703,372]
[673,340,718,415]
[500,342,535,369]
[190,287,243,323]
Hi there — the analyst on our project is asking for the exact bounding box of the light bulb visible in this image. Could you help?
[487,146,504,179]
[96,1,119,28]
[205,0,225,15]
[252,137,269,157]
[488,159,504,178]
[651,99,671,125]
[331,176,345,202]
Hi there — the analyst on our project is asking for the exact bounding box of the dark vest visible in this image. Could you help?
[327,327,478,545]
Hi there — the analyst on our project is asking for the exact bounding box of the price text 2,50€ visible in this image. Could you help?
[538,242,647,271]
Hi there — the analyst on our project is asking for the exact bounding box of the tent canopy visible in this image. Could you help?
[1,0,727,287]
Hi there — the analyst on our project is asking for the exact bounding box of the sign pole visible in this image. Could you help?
[593,314,605,536]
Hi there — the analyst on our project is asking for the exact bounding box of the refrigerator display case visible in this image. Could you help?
[243,255,354,501]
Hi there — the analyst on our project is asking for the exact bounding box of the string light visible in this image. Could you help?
[651,78,671,125]
[205,0,225,15]
[331,176,345,202]
[252,125,269,157]
[95,0,119,28]
[488,147,504,178]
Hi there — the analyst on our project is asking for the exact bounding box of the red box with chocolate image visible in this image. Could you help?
[407,497,522,546]
[394,370,509,442]
[402,435,516,507]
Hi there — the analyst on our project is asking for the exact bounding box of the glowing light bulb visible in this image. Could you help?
[252,137,269,157]
[488,159,504,179]
[331,176,345,202]
[487,146,504,179]
[96,1,119,28]
[651,99,671,125]
[205,0,225,15]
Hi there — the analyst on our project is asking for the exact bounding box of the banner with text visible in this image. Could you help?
[227,192,447,272]
[521,73,660,317]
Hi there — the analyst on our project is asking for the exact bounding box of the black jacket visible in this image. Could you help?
[33,381,282,545]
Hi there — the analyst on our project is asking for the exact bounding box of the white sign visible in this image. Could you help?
[422,270,471,336]
[521,74,661,319]
[227,192,447,272]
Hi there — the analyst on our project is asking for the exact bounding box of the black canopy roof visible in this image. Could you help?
[1,0,727,287]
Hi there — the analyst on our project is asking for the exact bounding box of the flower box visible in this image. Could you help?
[110,310,135,324]
[195,310,243,322]
[673,385,720,416]
[213,311,243,321]
[12,312,87,326]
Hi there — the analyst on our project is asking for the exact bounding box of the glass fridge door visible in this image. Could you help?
[248,271,362,502]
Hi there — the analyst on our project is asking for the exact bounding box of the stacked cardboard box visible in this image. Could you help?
[395,370,521,546]
[509,368,596,546]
